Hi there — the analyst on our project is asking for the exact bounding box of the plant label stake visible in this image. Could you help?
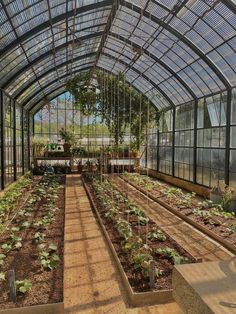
[8,269,16,302]
[149,261,155,289]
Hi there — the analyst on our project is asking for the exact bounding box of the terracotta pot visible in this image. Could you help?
[63,143,71,154]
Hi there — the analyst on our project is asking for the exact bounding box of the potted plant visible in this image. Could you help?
[222,186,236,213]
[32,138,46,157]
[59,128,75,155]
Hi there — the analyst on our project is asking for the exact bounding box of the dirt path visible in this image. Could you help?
[108,175,233,262]
[64,175,182,314]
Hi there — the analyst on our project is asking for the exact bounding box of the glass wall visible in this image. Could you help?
[34,93,82,143]
[174,102,194,182]
[0,90,27,190]
[4,94,14,186]
[147,127,158,170]
[23,109,29,173]
[230,88,236,188]
[34,93,111,154]
[196,93,227,187]
[147,90,231,188]
[158,110,173,175]
[16,104,22,177]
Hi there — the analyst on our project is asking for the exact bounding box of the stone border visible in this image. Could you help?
[121,175,236,255]
[0,302,64,314]
[81,177,173,307]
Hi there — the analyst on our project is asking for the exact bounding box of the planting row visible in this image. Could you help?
[84,173,194,292]
[0,174,65,310]
[0,174,36,234]
[123,172,236,247]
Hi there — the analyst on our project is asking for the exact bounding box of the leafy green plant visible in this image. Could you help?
[20,221,30,230]
[38,243,60,270]
[227,222,236,235]
[34,232,45,244]
[130,245,162,278]
[192,208,211,220]
[15,279,32,294]
[132,250,153,277]
[0,272,6,281]
[157,247,189,265]
[182,192,196,207]
[105,207,119,220]
[221,187,234,210]
[147,228,166,242]
[126,204,144,217]
[9,233,22,249]
[1,243,12,252]
[0,174,32,229]
[59,128,75,145]
[123,236,143,252]
[116,218,132,241]
[137,216,149,226]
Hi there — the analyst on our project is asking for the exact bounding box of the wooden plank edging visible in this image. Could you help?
[0,302,64,314]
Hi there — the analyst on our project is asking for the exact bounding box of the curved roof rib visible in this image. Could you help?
[1,0,236,111]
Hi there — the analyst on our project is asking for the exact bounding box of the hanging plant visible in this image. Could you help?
[96,70,160,150]
[66,72,97,116]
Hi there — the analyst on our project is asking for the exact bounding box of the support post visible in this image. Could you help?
[225,89,232,186]
[13,100,17,181]
[172,108,176,177]
[157,129,160,172]
[21,107,25,174]
[193,99,198,183]
[27,112,31,170]
[0,90,4,190]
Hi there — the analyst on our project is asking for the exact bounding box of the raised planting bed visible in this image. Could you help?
[122,172,236,254]
[82,173,198,306]
[0,174,65,313]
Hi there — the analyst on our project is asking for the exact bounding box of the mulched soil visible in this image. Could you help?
[85,178,195,293]
[124,175,236,247]
[0,175,65,310]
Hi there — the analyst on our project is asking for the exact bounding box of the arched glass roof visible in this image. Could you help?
[1,0,236,112]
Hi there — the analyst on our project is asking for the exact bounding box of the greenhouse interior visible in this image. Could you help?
[1,0,236,313]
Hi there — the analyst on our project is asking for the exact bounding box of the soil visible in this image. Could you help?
[84,177,195,293]
[123,174,236,247]
[0,175,65,310]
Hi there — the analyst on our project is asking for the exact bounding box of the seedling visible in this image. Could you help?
[105,205,119,220]
[1,243,12,252]
[157,247,189,265]
[20,221,30,230]
[15,279,32,294]
[0,272,6,281]
[116,218,132,241]
[34,232,45,244]
[147,228,166,242]
[137,216,149,226]
[123,236,143,252]
[38,243,60,270]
